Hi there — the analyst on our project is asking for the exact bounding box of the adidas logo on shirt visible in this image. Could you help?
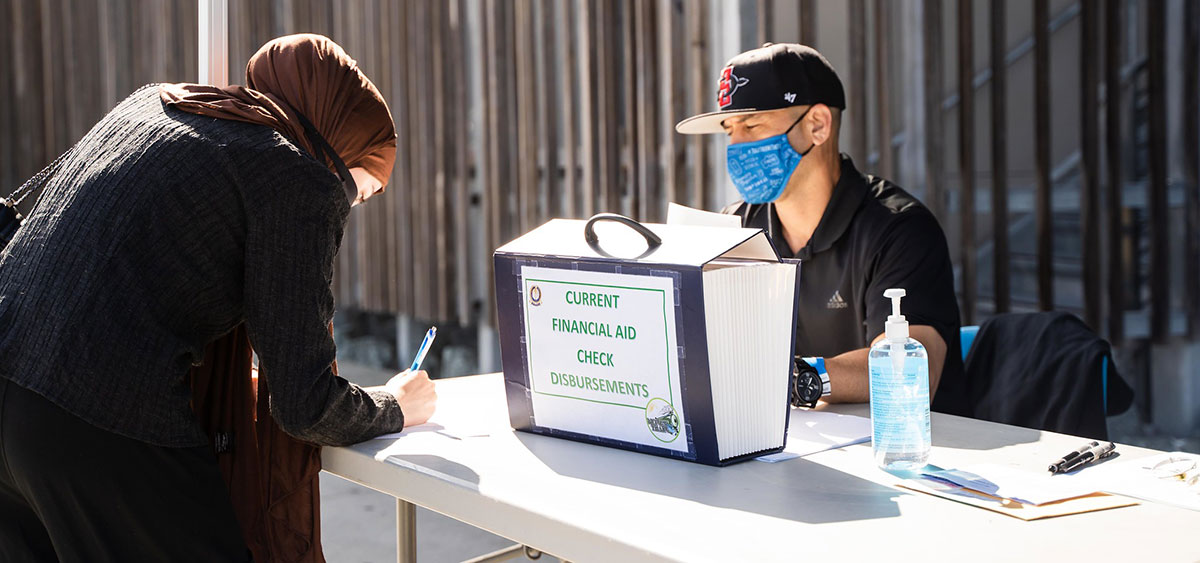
[826,290,848,309]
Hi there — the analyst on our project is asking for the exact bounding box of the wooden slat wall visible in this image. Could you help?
[0,0,710,327]
[222,0,723,326]
[1,0,198,197]
[4,0,1197,345]
[317,0,720,325]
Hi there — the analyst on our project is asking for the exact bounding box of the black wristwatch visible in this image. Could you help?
[790,356,831,408]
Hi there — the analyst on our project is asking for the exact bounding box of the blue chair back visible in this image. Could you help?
[960,325,979,362]
[960,324,1111,415]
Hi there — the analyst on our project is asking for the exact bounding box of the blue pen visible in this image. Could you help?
[409,326,437,372]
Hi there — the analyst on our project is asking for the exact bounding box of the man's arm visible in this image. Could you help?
[822,324,947,404]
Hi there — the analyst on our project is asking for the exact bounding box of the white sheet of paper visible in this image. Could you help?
[923,464,1100,505]
[1067,452,1200,512]
[666,202,740,228]
[756,409,871,461]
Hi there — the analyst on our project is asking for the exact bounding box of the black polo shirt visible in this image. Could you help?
[724,155,968,416]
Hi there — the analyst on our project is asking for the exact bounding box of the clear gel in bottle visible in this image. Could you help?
[868,288,931,470]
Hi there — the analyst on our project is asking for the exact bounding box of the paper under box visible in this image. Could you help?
[493,217,801,466]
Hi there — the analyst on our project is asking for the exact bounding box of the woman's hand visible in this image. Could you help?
[384,370,437,427]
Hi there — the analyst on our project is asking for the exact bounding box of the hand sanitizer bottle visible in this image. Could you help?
[868,288,931,470]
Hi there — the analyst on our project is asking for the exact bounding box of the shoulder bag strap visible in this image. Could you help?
[2,145,78,220]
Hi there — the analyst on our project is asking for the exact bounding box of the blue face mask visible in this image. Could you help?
[726,108,814,204]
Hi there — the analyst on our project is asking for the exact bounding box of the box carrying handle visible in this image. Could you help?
[584,213,662,259]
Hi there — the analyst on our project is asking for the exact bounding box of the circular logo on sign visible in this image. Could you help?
[645,398,680,443]
[529,285,542,306]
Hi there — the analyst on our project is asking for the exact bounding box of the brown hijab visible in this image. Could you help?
[167,35,396,563]
[160,33,397,188]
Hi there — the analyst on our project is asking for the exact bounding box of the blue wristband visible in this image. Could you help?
[801,356,826,377]
[800,356,831,397]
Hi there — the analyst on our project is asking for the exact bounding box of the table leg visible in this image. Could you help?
[397,498,417,563]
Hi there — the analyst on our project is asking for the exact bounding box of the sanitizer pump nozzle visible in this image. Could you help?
[884,288,909,342]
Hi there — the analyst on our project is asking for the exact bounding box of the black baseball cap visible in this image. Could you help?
[675,43,846,135]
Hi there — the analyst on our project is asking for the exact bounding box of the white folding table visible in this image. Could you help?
[323,373,1200,562]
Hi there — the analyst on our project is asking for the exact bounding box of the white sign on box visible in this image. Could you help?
[521,265,688,452]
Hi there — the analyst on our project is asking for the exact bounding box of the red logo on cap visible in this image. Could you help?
[717,66,750,108]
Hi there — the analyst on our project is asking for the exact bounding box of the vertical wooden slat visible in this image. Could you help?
[393,0,413,314]
[958,0,976,325]
[558,0,578,219]
[1034,0,1053,312]
[757,0,773,46]
[799,0,816,47]
[848,0,867,164]
[375,0,387,312]
[1185,0,1200,339]
[594,6,610,214]
[56,0,78,150]
[226,0,244,83]
[923,0,945,221]
[350,1,368,309]
[353,0,376,310]
[874,0,893,178]
[1147,0,1169,342]
[332,0,347,307]
[503,3,520,234]
[38,0,57,161]
[376,0,397,313]
[150,0,169,80]
[577,0,596,218]
[635,0,660,222]
[515,0,537,231]
[1104,0,1124,344]
[113,0,132,103]
[12,0,45,183]
[431,0,450,320]
[613,5,627,215]
[425,0,440,318]
[662,0,686,210]
[687,0,709,210]
[989,0,1009,314]
[622,0,639,219]
[596,7,617,213]
[1080,0,1101,330]
[0,0,11,191]
[452,0,471,324]
[180,0,199,86]
[483,0,502,262]
[96,0,117,109]
[540,0,561,222]
[346,1,364,309]
[351,1,369,310]
[407,0,428,319]
[274,0,293,37]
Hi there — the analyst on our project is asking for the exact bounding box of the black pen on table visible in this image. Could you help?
[1048,441,1098,473]
[1049,441,1116,474]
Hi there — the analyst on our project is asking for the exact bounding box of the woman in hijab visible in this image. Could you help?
[0,34,434,561]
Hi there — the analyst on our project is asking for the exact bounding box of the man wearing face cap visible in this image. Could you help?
[0,35,432,560]
[676,43,967,415]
